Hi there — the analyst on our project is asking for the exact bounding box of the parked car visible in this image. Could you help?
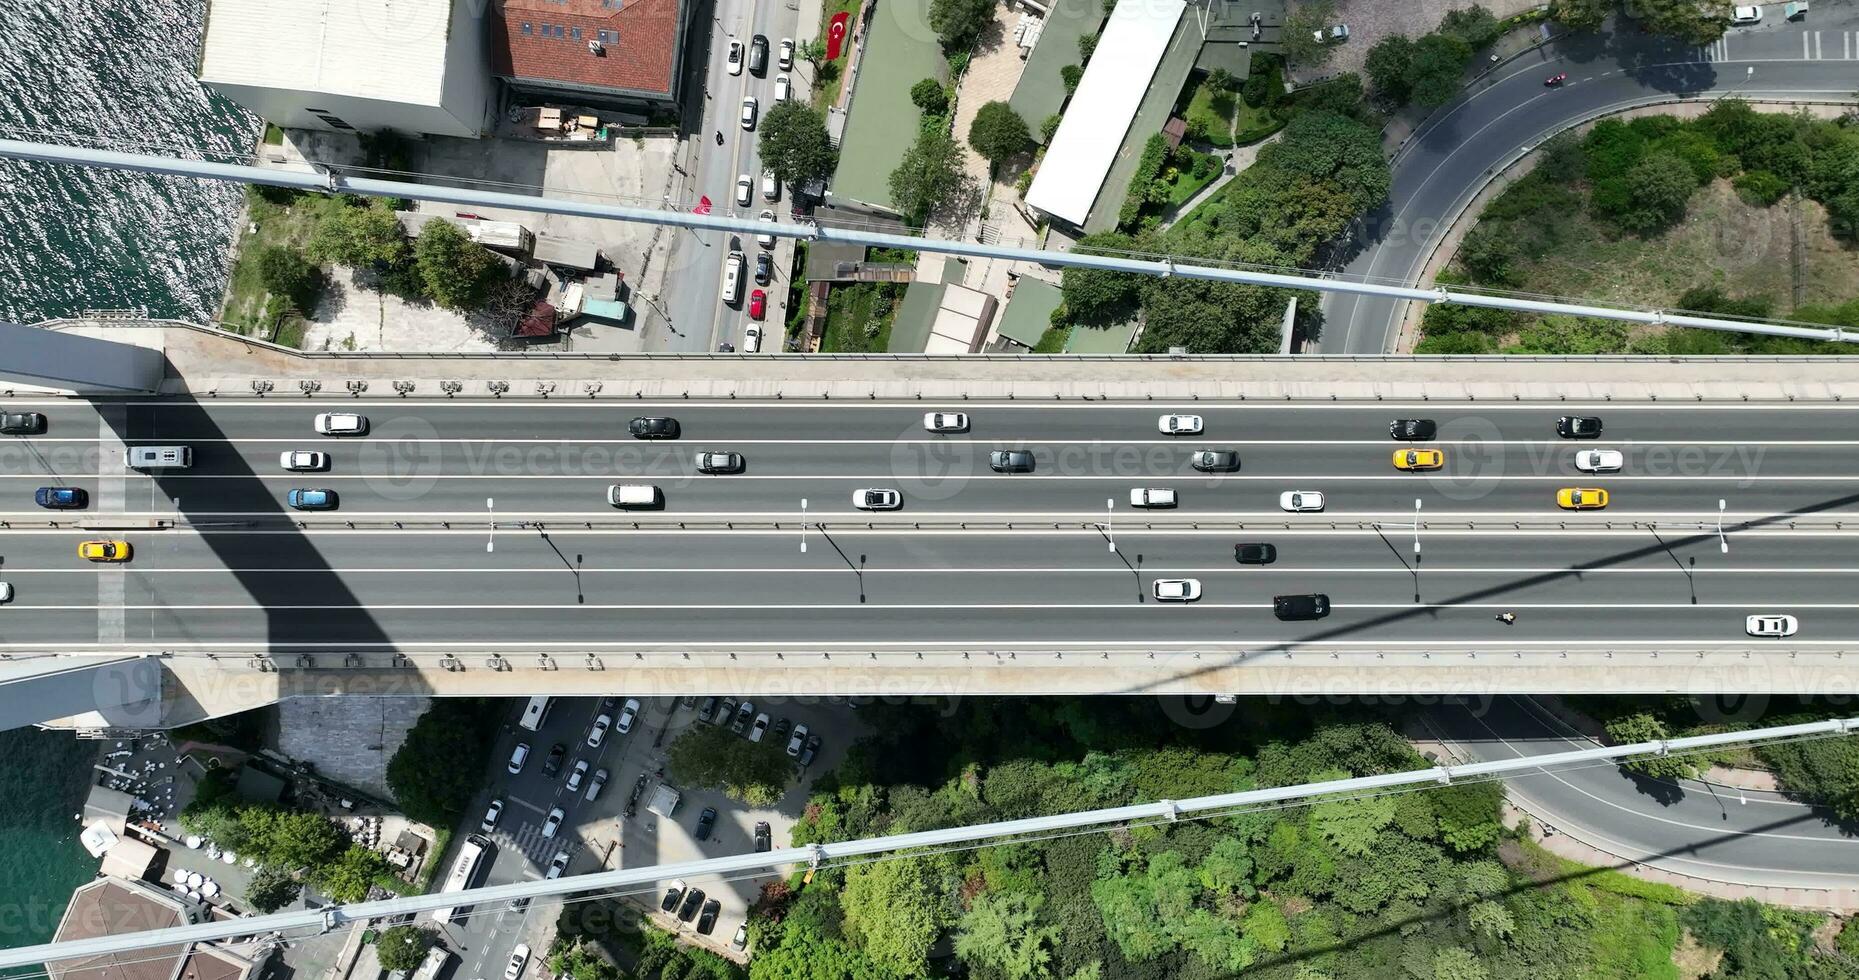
[1388,419,1436,440]
[545,850,571,879]
[740,96,758,130]
[756,214,776,252]
[749,288,767,319]
[694,807,718,839]
[678,887,706,921]
[661,880,686,912]
[717,697,738,726]
[697,900,721,935]
[732,700,754,733]
[481,798,504,832]
[777,36,794,69]
[279,450,327,471]
[540,807,565,839]
[735,173,753,207]
[1190,450,1239,472]
[313,412,367,435]
[629,417,680,439]
[748,713,771,742]
[754,821,772,851]
[762,171,779,201]
[1313,23,1349,42]
[585,767,608,801]
[731,923,749,952]
[725,39,743,75]
[34,487,86,509]
[0,412,45,434]
[697,696,718,723]
[616,698,641,733]
[772,717,792,742]
[775,72,791,100]
[542,742,567,777]
[1731,4,1762,23]
[798,733,821,767]
[787,723,810,756]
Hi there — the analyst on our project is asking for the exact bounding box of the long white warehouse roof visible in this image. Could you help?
[1025,0,1187,226]
[199,0,454,106]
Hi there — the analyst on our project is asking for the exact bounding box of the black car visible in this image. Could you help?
[754,252,773,285]
[1190,450,1240,472]
[0,412,46,435]
[624,774,649,818]
[1556,415,1603,439]
[754,821,772,852]
[1389,418,1436,440]
[749,34,769,74]
[989,450,1034,473]
[661,881,684,912]
[694,806,718,840]
[678,887,705,921]
[1234,543,1277,565]
[798,733,821,768]
[542,742,567,777]
[696,899,721,935]
[772,717,792,742]
[35,486,86,509]
[697,696,718,723]
[1273,593,1330,621]
[629,416,680,439]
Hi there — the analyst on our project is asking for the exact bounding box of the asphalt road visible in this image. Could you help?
[1317,10,1859,354]
[4,397,1856,653]
[1429,695,1859,890]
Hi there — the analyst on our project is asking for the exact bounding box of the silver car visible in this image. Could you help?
[740,96,758,130]
[696,451,744,473]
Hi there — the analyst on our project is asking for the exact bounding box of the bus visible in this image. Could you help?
[518,696,552,732]
[430,833,490,925]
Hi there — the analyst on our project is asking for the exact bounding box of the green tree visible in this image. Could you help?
[1197,837,1255,897]
[256,246,323,312]
[1078,32,1098,62]
[1040,113,1063,143]
[547,941,622,980]
[1253,110,1391,216]
[412,220,504,310]
[1603,713,1694,779]
[954,892,1057,979]
[244,865,300,913]
[759,100,839,189]
[1060,64,1082,96]
[179,803,248,852]
[374,925,436,973]
[1281,0,1337,65]
[1206,67,1237,92]
[1242,899,1291,953]
[314,844,387,902]
[841,858,949,977]
[910,78,948,115]
[307,200,408,268]
[1431,782,1505,853]
[929,0,993,50]
[797,37,828,69]
[387,699,500,825]
[1060,232,1144,325]
[1439,5,1501,48]
[967,101,1031,168]
[245,808,346,869]
[1615,150,1699,234]
[1457,221,1525,286]
[1551,0,1610,32]
[1311,786,1399,857]
[1432,945,1491,980]
[1636,0,1727,44]
[887,127,969,224]
[1363,35,1416,103]
[667,723,792,805]
[1408,33,1472,108]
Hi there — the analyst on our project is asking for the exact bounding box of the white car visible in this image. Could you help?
[540,807,565,839]
[726,39,744,75]
[1129,488,1177,508]
[313,412,366,436]
[787,723,809,756]
[762,170,779,201]
[507,742,530,774]
[616,697,640,733]
[735,173,753,207]
[1746,614,1798,637]
[1158,413,1203,435]
[740,96,758,130]
[480,798,504,832]
[757,209,776,248]
[748,712,771,742]
[587,713,612,747]
[0,581,10,603]
[1575,449,1624,473]
[545,851,570,880]
[745,325,762,353]
[1153,578,1203,602]
[731,922,749,952]
[853,488,902,510]
[778,36,794,69]
[279,450,327,471]
[1280,490,1325,512]
[505,944,530,980]
[1731,4,1762,23]
[696,451,744,473]
[923,411,969,433]
[775,73,791,101]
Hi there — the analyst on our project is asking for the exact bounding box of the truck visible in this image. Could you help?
[646,784,682,821]
[533,236,603,272]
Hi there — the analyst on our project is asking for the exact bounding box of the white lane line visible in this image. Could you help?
[6,639,1859,650]
[24,437,1859,447]
[13,565,1859,575]
[12,601,1859,610]
[25,399,1859,410]
[3,474,1847,482]
[1,525,1853,537]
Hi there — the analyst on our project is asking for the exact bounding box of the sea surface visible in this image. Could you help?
[0,0,256,324]
[0,727,100,960]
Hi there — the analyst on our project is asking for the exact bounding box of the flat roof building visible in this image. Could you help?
[493,0,698,110]
[198,0,493,138]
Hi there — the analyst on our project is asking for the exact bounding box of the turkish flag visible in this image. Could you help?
[826,12,850,61]
[694,195,712,215]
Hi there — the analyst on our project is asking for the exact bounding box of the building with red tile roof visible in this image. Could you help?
[493,0,696,109]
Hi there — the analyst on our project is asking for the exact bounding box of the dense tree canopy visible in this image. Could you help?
[667,723,792,805]
[387,699,503,825]
[759,101,838,189]
[412,220,505,310]
[967,101,1031,167]
[374,926,436,973]
[307,199,408,268]
[929,0,993,51]
[887,127,970,224]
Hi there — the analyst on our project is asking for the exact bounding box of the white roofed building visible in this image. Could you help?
[199,0,493,139]
[1024,0,1187,228]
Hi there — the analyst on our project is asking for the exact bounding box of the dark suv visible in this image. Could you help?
[35,487,86,509]
[542,742,567,777]
[1555,416,1602,439]
[629,417,680,439]
[1273,593,1330,620]
[0,412,45,435]
[749,34,769,75]
[1234,543,1277,564]
[1388,419,1435,440]
[989,450,1034,473]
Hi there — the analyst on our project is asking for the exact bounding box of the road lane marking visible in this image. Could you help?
[11,601,1859,610]
[22,398,1859,410]
[16,565,1859,575]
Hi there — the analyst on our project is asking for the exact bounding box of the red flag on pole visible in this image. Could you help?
[694,195,712,215]
[826,12,850,61]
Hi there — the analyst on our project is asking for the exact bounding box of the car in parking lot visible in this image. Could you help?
[787,723,809,756]
[286,488,337,510]
[755,821,773,851]
[717,697,738,726]
[1389,418,1436,440]
[1556,487,1609,510]
[1392,449,1443,471]
[1731,4,1762,23]
[740,96,758,129]
[662,880,686,912]
[505,944,530,980]
[542,742,567,777]
[678,887,706,921]
[586,767,608,801]
[1190,450,1239,472]
[1279,490,1324,512]
[629,417,680,439]
[798,733,821,767]
[616,698,640,733]
[1234,542,1277,564]
[697,899,721,935]
[1158,413,1203,435]
[1153,578,1202,602]
[313,412,367,436]
[697,696,718,723]
[924,411,968,432]
[541,807,565,839]
[1273,593,1330,620]
[587,713,612,747]
[748,713,771,742]
[0,412,45,435]
[732,923,749,952]
[508,743,529,774]
[694,806,718,839]
[1556,415,1603,439]
[990,449,1034,473]
[735,173,753,207]
[1575,449,1624,473]
[78,540,131,562]
[853,488,902,510]
[279,450,327,471]
[732,700,754,733]
[1746,614,1798,637]
[566,759,589,792]
[35,486,85,509]
[481,798,504,832]
[1129,488,1176,508]
[696,451,744,474]
[545,850,571,879]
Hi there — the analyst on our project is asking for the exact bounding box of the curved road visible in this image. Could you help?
[1318,10,1859,354]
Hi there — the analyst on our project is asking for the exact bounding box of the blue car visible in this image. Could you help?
[286,488,337,511]
[35,487,86,509]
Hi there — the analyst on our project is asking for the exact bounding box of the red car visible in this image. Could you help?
[749,288,766,319]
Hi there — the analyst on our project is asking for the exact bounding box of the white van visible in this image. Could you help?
[126,446,192,470]
[1129,488,1177,508]
[607,484,659,508]
[722,251,745,306]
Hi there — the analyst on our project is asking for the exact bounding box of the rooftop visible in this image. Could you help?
[493,0,684,99]
[50,878,190,980]
[993,278,1063,348]
[828,0,947,212]
[1006,1,1107,143]
[199,0,453,105]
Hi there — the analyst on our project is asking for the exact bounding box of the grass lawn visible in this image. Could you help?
[1233,98,1284,144]
[219,187,344,337]
[813,0,860,107]
[1165,172,1237,241]
[819,281,899,352]
[1161,163,1218,209]
[1185,82,1237,148]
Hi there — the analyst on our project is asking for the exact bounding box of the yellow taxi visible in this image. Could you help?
[1555,488,1609,510]
[78,540,132,562]
[1392,448,1444,471]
